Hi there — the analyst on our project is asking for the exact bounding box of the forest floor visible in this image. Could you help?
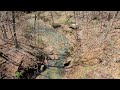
[0,11,120,79]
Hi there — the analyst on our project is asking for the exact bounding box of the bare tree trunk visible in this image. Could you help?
[6,12,14,42]
[50,11,54,24]
[99,11,103,32]
[65,11,68,17]
[73,11,79,41]
[74,11,76,25]
[2,24,8,40]
[33,12,37,46]
[7,18,14,42]
[107,11,111,21]
[33,13,37,31]
[82,11,85,19]
[12,11,20,49]
[0,12,8,42]
[0,25,6,41]
[103,11,119,41]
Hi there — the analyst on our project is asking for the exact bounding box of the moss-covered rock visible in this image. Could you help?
[36,67,64,79]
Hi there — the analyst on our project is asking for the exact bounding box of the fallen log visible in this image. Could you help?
[0,51,20,66]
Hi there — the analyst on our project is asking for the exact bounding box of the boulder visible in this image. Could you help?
[52,23,61,29]
[69,23,79,29]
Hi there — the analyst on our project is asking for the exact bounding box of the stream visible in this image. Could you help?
[26,18,71,79]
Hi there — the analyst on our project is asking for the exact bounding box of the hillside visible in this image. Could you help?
[0,11,120,79]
